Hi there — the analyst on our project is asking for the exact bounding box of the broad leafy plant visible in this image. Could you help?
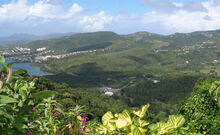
[93,104,196,135]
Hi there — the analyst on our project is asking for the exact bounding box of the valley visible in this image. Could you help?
[2,30,220,110]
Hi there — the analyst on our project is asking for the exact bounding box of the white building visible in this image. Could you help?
[36,47,46,52]
[104,92,114,96]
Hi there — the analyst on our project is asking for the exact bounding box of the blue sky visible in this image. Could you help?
[0,0,220,36]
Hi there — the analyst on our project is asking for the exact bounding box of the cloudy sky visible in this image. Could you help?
[0,0,220,36]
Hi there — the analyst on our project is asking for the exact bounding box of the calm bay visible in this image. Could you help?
[5,58,53,76]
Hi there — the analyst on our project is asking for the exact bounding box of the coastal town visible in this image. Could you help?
[0,46,97,63]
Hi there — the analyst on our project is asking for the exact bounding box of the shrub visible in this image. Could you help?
[0,57,88,135]
[178,79,220,134]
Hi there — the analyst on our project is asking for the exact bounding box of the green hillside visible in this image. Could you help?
[23,30,220,76]
[19,30,220,111]
[164,30,220,49]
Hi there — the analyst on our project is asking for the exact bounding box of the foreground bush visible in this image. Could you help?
[0,57,87,135]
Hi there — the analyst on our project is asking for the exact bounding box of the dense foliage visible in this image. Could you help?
[178,79,220,134]
[33,77,128,118]
[1,57,220,134]
[120,73,201,106]
[46,72,203,119]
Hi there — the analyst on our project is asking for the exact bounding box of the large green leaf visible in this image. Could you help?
[96,124,109,134]
[130,125,148,135]
[102,111,114,125]
[106,122,116,132]
[150,122,174,135]
[0,95,18,104]
[167,115,185,128]
[134,118,149,128]
[115,110,132,129]
[32,90,56,99]
[150,115,185,135]
[101,112,116,133]
[132,104,150,118]
[130,125,142,135]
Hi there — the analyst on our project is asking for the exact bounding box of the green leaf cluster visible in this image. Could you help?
[93,104,194,135]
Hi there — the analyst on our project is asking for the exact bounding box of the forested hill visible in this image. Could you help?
[23,31,121,51]
[22,29,220,52]
[24,29,220,76]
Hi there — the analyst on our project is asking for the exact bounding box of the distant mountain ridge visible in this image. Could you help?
[3,29,220,47]
[0,32,76,46]
[22,29,220,52]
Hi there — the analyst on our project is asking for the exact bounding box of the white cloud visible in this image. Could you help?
[173,2,184,8]
[141,0,207,13]
[0,0,28,21]
[213,0,220,5]
[1,0,220,35]
[141,0,178,13]
[142,0,220,34]
[29,1,62,18]
[79,11,113,31]
[63,4,83,19]
[0,0,113,35]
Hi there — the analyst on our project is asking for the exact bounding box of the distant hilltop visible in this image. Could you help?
[0,32,76,46]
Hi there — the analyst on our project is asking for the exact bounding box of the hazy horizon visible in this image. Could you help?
[2,28,220,38]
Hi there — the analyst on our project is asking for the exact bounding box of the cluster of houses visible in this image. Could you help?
[1,47,33,62]
[1,46,98,63]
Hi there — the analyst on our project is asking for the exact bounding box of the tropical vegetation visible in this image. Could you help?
[1,29,220,135]
[1,50,220,135]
